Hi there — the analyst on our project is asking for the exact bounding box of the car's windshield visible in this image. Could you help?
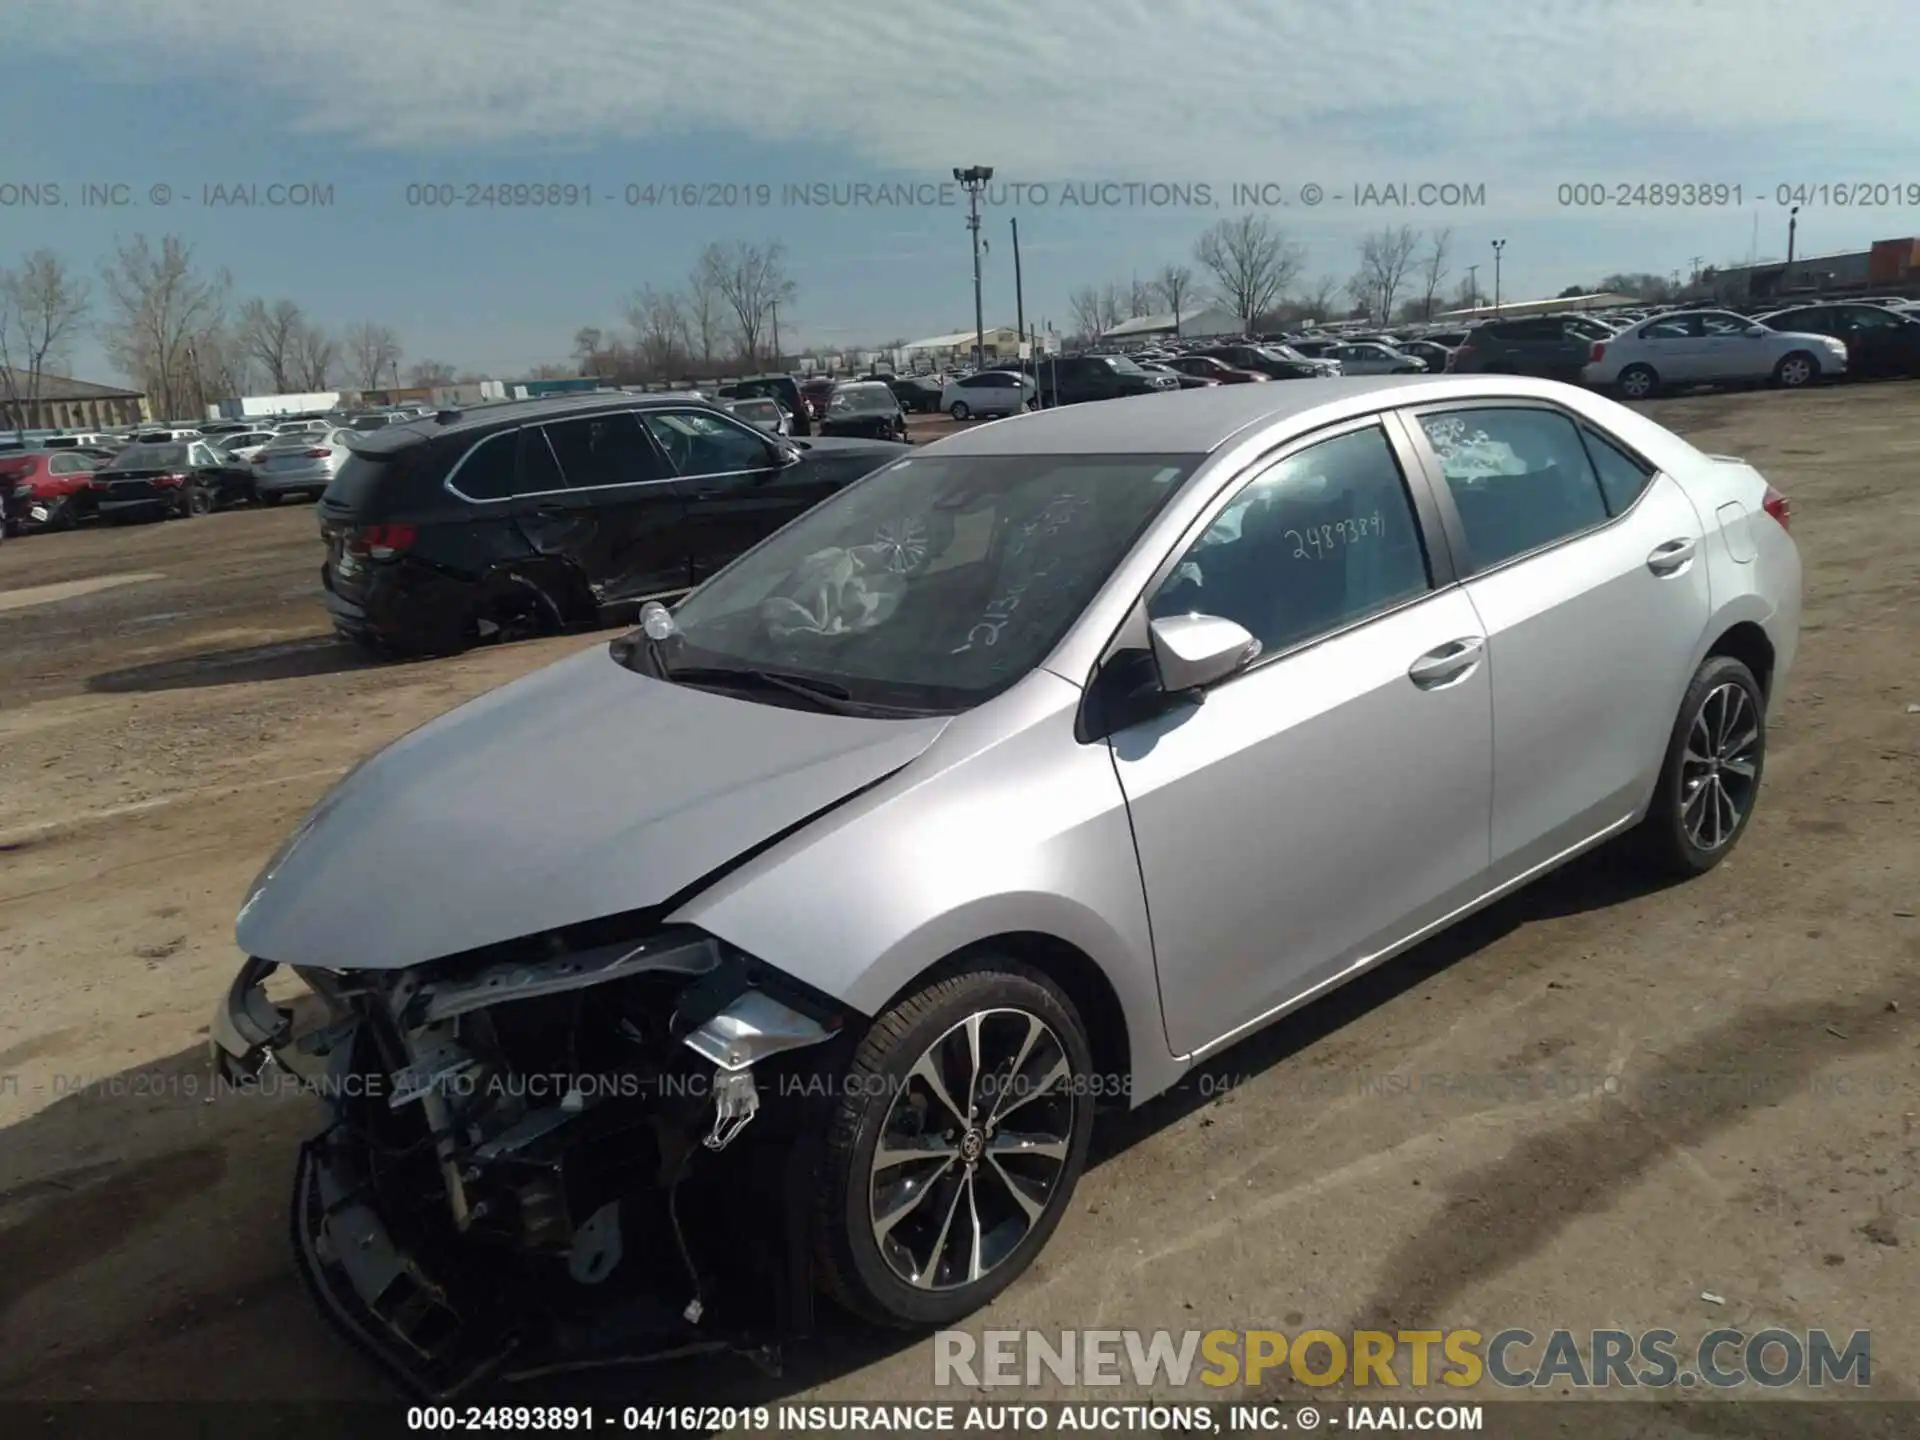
[830,384,896,414]
[643,452,1200,712]
[106,443,187,469]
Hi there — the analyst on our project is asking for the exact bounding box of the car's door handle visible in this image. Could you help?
[1647,537,1697,574]
[1407,636,1485,689]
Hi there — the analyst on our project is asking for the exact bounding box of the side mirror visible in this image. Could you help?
[774,443,803,467]
[1148,613,1261,694]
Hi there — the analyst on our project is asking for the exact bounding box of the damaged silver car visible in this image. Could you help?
[215,376,1798,1396]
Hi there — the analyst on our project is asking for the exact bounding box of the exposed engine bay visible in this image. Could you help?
[212,924,854,1397]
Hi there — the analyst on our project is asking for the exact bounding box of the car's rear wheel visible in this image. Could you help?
[1633,654,1766,877]
[468,572,565,647]
[1616,363,1659,400]
[813,960,1095,1327]
[948,401,971,421]
[1773,351,1818,388]
[260,491,283,507]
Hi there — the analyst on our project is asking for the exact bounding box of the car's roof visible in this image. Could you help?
[923,375,1576,456]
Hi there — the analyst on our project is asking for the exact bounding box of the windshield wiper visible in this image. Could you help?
[658,663,865,714]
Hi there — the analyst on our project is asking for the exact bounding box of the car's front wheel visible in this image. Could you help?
[813,960,1095,1327]
[1633,654,1766,877]
[948,401,972,421]
[1773,351,1818,388]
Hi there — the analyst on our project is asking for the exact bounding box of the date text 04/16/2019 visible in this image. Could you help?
[1557,181,1920,208]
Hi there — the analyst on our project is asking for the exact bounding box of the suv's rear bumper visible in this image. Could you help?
[322,558,479,653]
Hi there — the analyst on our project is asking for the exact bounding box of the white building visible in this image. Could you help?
[903,326,1024,365]
[1098,306,1244,344]
[1433,291,1640,322]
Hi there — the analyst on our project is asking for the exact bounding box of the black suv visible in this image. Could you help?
[1449,316,1614,382]
[1035,353,1179,406]
[318,393,907,655]
[712,374,812,436]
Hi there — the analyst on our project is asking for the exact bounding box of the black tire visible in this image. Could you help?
[813,958,1095,1328]
[948,401,971,421]
[1616,363,1659,400]
[1773,351,1818,389]
[1632,655,1766,878]
[467,572,565,648]
[260,491,283,507]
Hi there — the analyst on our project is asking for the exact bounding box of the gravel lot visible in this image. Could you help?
[0,387,1915,1418]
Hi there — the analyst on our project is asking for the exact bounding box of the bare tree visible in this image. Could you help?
[1127,276,1155,318]
[1155,263,1196,336]
[1096,282,1127,337]
[344,321,403,389]
[684,262,723,369]
[699,240,795,366]
[1299,274,1342,321]
[192,321,252,402]
[408,359,457,387]
[98,234,229,420]
[1416,228,1453,320]
[0,249,92,439]
[625,285,691,375]
[1350,225,1421,324]
[1067,286,1104,341]
[236,297,307,391]
[1194,216,1305,334]
[291,322,337,389]
[528,362,576,380]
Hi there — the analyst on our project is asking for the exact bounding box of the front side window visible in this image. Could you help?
[641,410,772,477]
[1415,407,1611,569]
[1639,317,1695,340]
[650,453,1197,711]
[1148,425,1431,657]
[1699,312,1751,337]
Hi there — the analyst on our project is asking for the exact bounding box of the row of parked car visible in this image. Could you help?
[0,406,439,539]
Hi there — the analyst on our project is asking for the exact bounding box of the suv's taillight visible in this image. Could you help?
[1762,485,1791,531]
[346,523,417,560]
[1589,341,1607,363]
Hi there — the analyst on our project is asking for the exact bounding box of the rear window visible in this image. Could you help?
[324,446,408,509]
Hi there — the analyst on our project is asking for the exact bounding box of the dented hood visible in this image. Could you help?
[235,644,949,971]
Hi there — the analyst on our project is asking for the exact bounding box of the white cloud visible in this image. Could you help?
[23,0,1920,199]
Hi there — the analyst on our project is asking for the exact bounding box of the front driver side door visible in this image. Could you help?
[642,407,830,582]
[1109,417,1494,1058]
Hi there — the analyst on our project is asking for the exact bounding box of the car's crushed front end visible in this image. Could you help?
[212,925,855,1398]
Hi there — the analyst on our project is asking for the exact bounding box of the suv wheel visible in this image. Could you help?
[813,960,1095,1327]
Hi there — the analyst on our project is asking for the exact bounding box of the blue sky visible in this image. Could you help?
[5,0,1919,384]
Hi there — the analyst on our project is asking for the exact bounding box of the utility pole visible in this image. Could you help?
[771,300,781,366]
[954,166,993,369]
[1011,217,1026,344]
[1491,239,1506,310]
[1466,264,1480,311]
[1786,206,1800,288]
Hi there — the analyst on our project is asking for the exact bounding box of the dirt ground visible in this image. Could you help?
[0,388,1915,1417]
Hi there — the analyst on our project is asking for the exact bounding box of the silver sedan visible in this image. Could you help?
[1582,308,1848,397]
[214,375,1799,1389]
[251,427,355,503]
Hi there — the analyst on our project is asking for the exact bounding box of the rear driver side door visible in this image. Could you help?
[641,407,829,583]
[516,411,691,605]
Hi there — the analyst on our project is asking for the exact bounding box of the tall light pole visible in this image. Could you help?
[770,299,781,365]
[1786,205,1800,289]
[954,166,993,368]
[1491,239,1506,310]
[1011,216,1026,348]
[1465,264,1480,311]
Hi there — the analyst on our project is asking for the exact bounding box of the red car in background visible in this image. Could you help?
[0,447,110,535]
[1165,354,1271,385]
[798,375,836,420]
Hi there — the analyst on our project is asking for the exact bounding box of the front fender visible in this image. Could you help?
[666,672,1184,1105]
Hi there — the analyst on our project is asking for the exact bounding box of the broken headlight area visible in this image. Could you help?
[218,926,853,1398]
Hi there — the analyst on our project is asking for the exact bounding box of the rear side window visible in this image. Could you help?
[445,430,517,501]
[1415,407,1611,570]
[1580,427,1654,515]
[540,412,670,488]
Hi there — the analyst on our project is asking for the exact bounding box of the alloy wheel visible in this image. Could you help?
[1779,357,1812,387]
[868,1008,1075,1291]
[1620,367,1654,398]
[1680,681,1760,850]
